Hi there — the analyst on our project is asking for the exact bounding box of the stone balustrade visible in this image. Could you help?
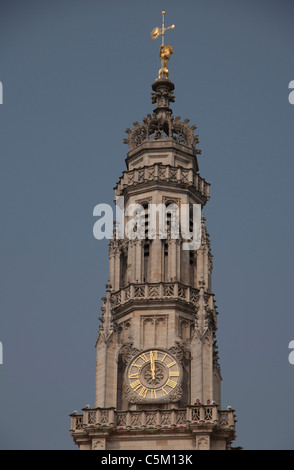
[70,405,236,433]
[110,281,201,309]
[114,164,210,201]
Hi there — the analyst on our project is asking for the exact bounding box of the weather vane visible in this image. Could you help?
[151,10,175,80]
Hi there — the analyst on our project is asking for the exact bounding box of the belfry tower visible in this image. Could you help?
[70,12,236,451]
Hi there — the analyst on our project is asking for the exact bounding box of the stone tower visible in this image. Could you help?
[70,77,237,451]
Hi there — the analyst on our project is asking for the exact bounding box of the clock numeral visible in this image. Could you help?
[132,363,142,368]
[150,389,157,398]
[169,371,179,377]
[166,379,177,388]
[151,350,158,360]
[139,353,148,362]
[128,373,139,379]
[161,353,167,362]
[130,380,142,390]
[138,386,148,397]
[167,360,176,368]
[161,387,168,395]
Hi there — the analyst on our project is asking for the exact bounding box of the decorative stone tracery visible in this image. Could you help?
[123,80,201,153]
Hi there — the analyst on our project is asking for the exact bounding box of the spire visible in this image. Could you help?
[123,12,201,155]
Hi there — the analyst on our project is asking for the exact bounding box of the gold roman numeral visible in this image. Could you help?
[138,387,148,397]
[161,353,167,362]
[130,380,142,390]
[128,373,139,379]
[150,389,157,398]
[139,353,148,362]
[166,379,177,388]
[161,387,168,395]
[167,360,176,368]
[151,350,158,360]
[169,371,179,377]
[132,363,142,368]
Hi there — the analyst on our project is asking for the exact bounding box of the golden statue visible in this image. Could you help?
[151,11,175,80]
[158,44,174,80]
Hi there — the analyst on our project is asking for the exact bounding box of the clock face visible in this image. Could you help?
[127,349,181,401]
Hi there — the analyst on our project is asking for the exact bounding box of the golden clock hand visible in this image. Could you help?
[150,352,155,380]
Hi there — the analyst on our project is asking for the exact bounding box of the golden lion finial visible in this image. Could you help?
[151,11,175,80]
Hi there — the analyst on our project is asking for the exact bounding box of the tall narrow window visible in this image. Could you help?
[166,211,172,235]
[164,242,169,281]
[189,251,194,286]
[120,251,127,288]
[143,242,150,282]
[142,204,150,282]
[189,205,195,285]
[141,203,149,239]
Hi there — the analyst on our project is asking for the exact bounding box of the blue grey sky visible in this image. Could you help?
[0,0,294,449]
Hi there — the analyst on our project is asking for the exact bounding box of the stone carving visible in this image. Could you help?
[134,285,145,298]
[100,410,109,424]
[114,165,210,202]
[163,283,174,296]
[219,412,229,426]
[145,412,157,426]
[191,407,200,421]
[119,343,141,366]
[125,381,182,404]
[160,412,172,426]
[190,288,199,304]
[196,436,209,450]
[168,384,183,403]
[110,291,121,307]
[151,87,175,106]
[149,285,160,297]
[181,169,189,184]
[88,411,96,424]
[124,385,140,404]
[116,413,127,427]
[72,405,235,436]
[124,286,131,301]
[123,80,201,153]
[134,282,197,307]
[97,282,114,337]
[175,410,186,425]
[130,412,142,427]
[213,333,221,374]
[92,439,105,450]
[168,344,183,363]
[148,167,155,179]
[123,112,201,151]
[204,407,213,421]
[75,416,83,430]
[178,285,187,300]
[143,362,165,385]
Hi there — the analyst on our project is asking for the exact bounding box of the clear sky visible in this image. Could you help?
[0,0,294,450]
